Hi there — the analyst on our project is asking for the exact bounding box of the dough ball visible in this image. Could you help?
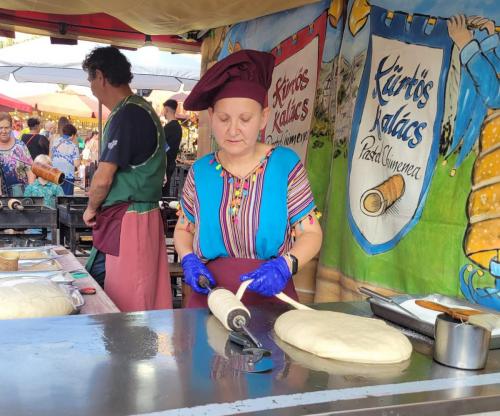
[0,278,75,319]
[274,310,412,364]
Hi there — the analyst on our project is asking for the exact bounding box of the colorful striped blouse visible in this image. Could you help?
[180,146,315,261]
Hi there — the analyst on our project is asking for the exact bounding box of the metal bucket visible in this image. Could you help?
[433,313,490,370]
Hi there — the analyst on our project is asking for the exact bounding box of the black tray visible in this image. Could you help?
[57,196,88,227]
[0,197,56,228]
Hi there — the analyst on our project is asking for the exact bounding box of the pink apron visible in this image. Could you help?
[105,209,172,312]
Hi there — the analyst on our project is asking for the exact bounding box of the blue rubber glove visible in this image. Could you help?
[181,253,216,294]
[240,256,292,297]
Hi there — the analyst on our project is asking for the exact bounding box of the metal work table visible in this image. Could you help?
[0,302,499,416]
[54,246,119,315]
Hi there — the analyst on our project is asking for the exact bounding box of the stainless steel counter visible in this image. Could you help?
[0,301,499,416]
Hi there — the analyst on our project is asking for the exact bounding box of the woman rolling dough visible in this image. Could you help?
[175,50,323,307]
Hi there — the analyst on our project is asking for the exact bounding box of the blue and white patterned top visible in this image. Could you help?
[51,135,79,179]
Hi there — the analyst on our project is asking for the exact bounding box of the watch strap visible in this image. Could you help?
[286,253,298,275]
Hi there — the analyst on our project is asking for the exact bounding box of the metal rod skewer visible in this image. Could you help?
[234,317,263,348]
[198,275,265,348]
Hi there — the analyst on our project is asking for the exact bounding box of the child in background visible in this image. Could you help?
[24,154,64,208]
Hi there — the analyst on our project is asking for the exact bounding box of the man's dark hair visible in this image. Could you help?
[82,46,133,87]
[27,117,40,129]
[163,99,178,112]
[62,123,77,137]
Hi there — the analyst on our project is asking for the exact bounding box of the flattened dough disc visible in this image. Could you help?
[274,310,412,364]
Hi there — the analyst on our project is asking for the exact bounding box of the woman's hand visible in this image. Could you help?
[240,256,291,297]
[181,253,216,294]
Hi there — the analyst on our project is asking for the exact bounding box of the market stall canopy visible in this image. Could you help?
[0,92,32,112]
[0,37,201,91]
[0,1,319,51]
[22,89,111,118]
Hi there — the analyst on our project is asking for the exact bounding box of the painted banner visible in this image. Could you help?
[265,12,328,160]
[265,37,318,160]
[207,0,341,212]
[347,7,452,254]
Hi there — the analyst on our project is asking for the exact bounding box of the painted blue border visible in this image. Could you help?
[256,147,295,259]
[346,6,452,255]
[194,154,229,259]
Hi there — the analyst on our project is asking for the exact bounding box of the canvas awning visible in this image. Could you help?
[0,93,32,112]
[22,90,111,118]
[0,37,201,91]
[0,1,319,49]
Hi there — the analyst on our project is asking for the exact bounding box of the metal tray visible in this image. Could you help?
[0,272,75,284]
[0,247,58,259]
[0,258,63,276]
[369,293,500,349]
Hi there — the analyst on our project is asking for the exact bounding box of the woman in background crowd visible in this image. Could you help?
[0,112,34,196]
[50,123,80,195]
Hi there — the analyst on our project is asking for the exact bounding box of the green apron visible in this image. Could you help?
[86,94,166,270]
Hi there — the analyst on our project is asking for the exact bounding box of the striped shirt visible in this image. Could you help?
[181,146,315,261]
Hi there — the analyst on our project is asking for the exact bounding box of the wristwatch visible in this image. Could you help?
[286,253,299,275]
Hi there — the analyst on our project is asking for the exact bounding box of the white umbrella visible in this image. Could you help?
[22,89,111,118]
[0,37,200,91]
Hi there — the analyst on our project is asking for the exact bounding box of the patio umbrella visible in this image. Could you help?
[21,89,111,118]
[0,93,33,113]
[0,37,200,91]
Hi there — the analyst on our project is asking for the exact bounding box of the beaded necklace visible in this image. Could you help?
[210,148,274,223]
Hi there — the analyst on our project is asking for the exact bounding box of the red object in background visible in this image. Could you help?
[0,93,33,113]
[79,287,97,295]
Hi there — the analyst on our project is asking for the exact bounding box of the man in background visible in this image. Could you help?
[162,99,182,196]
[41,120,56,140]
[21,117,49,160]
[82,46,171,312]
